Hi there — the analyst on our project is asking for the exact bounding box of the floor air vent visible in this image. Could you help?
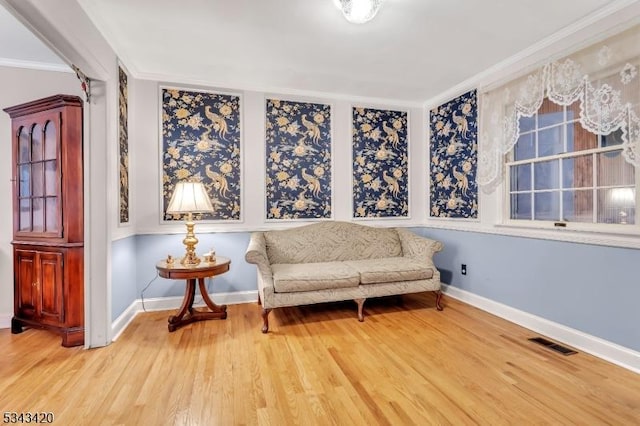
[528,337,577,356]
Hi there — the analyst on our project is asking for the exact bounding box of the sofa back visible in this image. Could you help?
[264,221,402,264]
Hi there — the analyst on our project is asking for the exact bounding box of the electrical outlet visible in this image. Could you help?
[461,264,467,275]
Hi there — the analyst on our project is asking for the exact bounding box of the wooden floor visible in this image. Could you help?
[1,294,639,425]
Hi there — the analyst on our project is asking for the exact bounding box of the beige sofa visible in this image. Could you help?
[245,221,444,333]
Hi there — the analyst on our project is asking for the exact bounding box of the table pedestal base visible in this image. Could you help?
[168,277,227,332]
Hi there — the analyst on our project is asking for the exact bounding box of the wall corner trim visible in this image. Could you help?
[442,284,640,375]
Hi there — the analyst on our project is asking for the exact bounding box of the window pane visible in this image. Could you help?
[538,126,563,157]
[601,129,624,148]
[19,165,30,197]
[562,155,593,189]
[538,99,563,128]
[519,115,535,133]
[32,198,44,232]
[534,160,559,190]
[514,133,535,161]
[19,199,31,231]
[534,192,560,221]
[18,127,29,163]
[44,121,57,160]
[45,198,58,232]
[31,124,42,162]
[511,193,531,220]
[510,164,531,191]
[597,187,635,224]
[597,151,635,186]
[31,163,44,197]
[45,160,57,196]
[562,190,593,222]
[567,122,597,152]
[566,100,580,122]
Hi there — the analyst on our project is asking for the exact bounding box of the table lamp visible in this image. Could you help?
[166,181,214,265]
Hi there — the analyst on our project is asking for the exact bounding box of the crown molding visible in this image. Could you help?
[0,57,71,73]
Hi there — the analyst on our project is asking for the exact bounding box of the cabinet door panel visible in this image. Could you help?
[39,251,64,324]
[13,110,64,240]
[15,250,37,318]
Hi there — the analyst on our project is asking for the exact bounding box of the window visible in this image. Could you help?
[507,98,637,226]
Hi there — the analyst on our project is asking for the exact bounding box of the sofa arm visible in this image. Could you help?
[396,228,443,261]
[245,232,273,277]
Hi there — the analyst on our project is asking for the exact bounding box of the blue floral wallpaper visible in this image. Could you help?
[161,88,241,221]
[118,65,129,224]
[352,107,409,218]
[429,89,478,218]
[265,99,332,219]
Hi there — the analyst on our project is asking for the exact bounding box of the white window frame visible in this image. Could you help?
[503,100,640,235]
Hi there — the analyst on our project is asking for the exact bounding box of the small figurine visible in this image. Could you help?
[203,251,216,263]
[166,255,174,265]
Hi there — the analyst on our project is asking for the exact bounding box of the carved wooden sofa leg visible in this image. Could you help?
[355,298,366,322]
[261,308,272,333]
[435,290,444,311]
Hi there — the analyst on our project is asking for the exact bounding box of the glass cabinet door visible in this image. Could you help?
[15,117,61,238]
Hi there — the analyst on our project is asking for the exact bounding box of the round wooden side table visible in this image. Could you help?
[156,256,231,332]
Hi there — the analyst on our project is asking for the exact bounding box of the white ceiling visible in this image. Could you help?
[3,0,623,103]
[0,4,68,70]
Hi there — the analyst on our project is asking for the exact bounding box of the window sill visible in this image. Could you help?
[494,221,640,249]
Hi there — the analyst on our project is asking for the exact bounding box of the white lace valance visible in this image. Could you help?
[478,24,640,193]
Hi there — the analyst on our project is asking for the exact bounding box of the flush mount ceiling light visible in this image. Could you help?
[333,0,383,24]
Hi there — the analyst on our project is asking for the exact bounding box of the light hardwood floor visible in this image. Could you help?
[1,294,639,425]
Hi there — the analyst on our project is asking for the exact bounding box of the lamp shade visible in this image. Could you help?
[166,181,214,214]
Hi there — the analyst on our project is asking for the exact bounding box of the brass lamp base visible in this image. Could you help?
[180,214,201,266]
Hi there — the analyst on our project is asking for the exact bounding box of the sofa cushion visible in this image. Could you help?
[344,257,434,285]
[271,262,360,293]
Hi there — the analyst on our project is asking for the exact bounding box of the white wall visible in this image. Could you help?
[133,80,428,235]
[0,65,82,326]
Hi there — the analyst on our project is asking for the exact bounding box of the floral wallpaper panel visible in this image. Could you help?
[118,65,129,224]
[265,99,332,219]
[352,107,409,218]
[161,88,241,221]
[429,89,478,218]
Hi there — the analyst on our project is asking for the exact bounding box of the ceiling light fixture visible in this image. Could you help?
[333,0,383,24]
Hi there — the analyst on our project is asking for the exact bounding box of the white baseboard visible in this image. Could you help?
[111,290,258,341]
[0,313,12,329]
[110,301,140,341]
[442,284,640,375]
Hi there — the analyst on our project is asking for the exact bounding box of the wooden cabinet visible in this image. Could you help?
[4,95,84,347]
[14,248,63,324]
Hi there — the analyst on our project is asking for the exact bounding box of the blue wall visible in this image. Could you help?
[111,228,640,353]
[135,232,254,299]
[111,236,138,320]
[417,228,640,352]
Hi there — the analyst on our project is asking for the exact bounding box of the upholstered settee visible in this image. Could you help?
[245,221,444,333]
